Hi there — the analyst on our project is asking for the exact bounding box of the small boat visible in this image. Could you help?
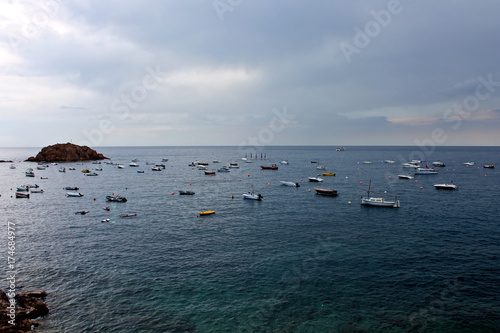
[146,162,155,165]
[314,188,338,196]
[280,181,300,187]
[25,168,35,177]
[156,164,166,169]
[197,161,209,166]
[316,165,327,170]
[260,164,278,170]
[101,218,111,223]
[117,165,125,169]
[228,163,239,168]
[85,172,99,176]
[66,191,84,197]
[205,170,216,175]
[30,189,44,193]
[414,167,438,175]
[362,161,372,164]
[92,161,102,164]
[384,160,395,164]
[137,170,145,173]
[434,183,458,190]
[103,207,110,211]
[432,161,445,167]
[197,165,208,170]
[75,210,89,215]
[243,191,263,200]
[212,160,220,163]
[179,190,195,195]
[10,164,16,169]
[36,166,46,170]
[402,162,420,168]
[463,162,475,166]
[64,186,79,191]
[322,173,335,176]
[95,167,103,171]
[483,164,495,169]
[120,213,137,218]
[27,184,39,188]
[151,166,162,171]
[199,210,215,216]
[129,162,139,167]
[68,167,76,170]
[310,160,318,163]
[15,192,29,198]
[217,166,230,172]
[161,159,169,162]
[398,174,414,179]
[279,160,289,165]
[59,167,66,172]
[308,175,323,182]
[106,195,127,202]
[40,177,48,179]
[16,185,29,192]
[81,169,91,173]
[188,162,196,166]
[361,180,400,208]
[336,147,345,151]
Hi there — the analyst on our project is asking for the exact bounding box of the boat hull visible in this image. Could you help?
[314,188,338,196]
[361,197,400,207]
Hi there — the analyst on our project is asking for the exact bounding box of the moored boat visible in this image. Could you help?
[25,168,35,177]
[199,210,215,216]
[322,172,335,176]
[15,192,30,198]
[463,162,475,166]
[66,191,84,197]
[85,172,99,176]
[261,164,278,170]
[120,213,137,217]
[179,190,195,195]
[59,167,66,172]
[414,167,438,175]
[151,166,162,171]
[243,190,263,200]
[432,161,445,167]
[483,164,495,168]
[434,183,458,190]
[314,187,338,196]
[205,170,216,175]
[30,189,44,193]
[308,175,323,182]
[106,195,127,202]
[280,181,300,187]
[217,166,230,172]
[129,162,139,167]
[64,186,79,191]
[360,180,400,208]
[398,174,414,179]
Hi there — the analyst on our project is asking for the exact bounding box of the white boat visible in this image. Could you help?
[434,183,458,190]
[129,162,139,167]
[432,161,445,167]
[398,174,414,179]
[212,160,221,163]
[25,168,35,177]
[361,180,400,208]
[27,184,39,188]
[402,162,420,168]
[316,165,327,170]
[68,167,76,170]
[336,147,345,151]
[117,165,125,169]
[308,175,323,182]
[385,160,395,164]
[10,164,16,169]
[151,166,162,171]
[463,162,475,166]
[95,167,103,171]
[229,163,239,168]
[218,166,230,172]
[280,181,300,187]
[66,191,84,197]
[279,160,289,165]
[15,192,29,198]
[197,165,208,170]
[59,167,66,172]
[243,190,263,200]
[16,185,29,192]
[36,165,46,170]
[362,161,372,164]
[414,167,438,175]
[85,172,99,176]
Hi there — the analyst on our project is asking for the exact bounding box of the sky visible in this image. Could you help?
[1,0,500,147]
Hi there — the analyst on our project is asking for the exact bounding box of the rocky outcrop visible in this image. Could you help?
[26,143,108,162]
[0,289,48,332]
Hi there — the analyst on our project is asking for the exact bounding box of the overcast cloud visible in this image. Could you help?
[1,0,499,147]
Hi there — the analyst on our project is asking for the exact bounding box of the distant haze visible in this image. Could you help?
[1,0,500,147]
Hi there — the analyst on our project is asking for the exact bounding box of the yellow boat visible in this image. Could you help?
[199,210,215,216]
[322,172,335,176]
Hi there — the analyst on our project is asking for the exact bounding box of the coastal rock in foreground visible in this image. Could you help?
[0,289,49,332]
[26,143,108,162]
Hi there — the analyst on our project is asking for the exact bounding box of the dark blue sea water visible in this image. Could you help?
[0,146,499,332]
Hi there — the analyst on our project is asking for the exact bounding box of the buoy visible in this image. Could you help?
[420,186,423,189]
[125,187,128,190]
[248,174,250,177]
[348,201,351,205]
[300,179,303,181]
[231,195,234,199]
[308,189,311,192]
[239,179,241,181]
[346,176,348,179]
[485,174,487,177]
[389,176,391,179]
[189,183,192,185]
[415,180,418,183]
[267,183,270,185]
[360,181,363,184]
[197,215,199,217]
[93,198,96,201]
[171,192,174,195]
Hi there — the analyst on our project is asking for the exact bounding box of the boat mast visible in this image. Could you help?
[367,180,371,198]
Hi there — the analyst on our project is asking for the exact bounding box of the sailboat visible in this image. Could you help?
[361,180,400,208]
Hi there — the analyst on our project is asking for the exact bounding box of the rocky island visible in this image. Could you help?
[26,143,108,162]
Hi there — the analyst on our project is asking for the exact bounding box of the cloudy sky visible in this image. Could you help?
[1,0,500,147]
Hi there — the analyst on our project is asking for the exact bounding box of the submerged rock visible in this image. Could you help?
[26,143,108,162]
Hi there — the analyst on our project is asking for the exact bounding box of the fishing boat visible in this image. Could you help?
[25,168,35,177]
[414,167,438,175]
[398,174,414,179]
[155,164,166,169]
[161,159,169,162]
[106,195,127,202]
[463,162,475,166]
[95,167,103,171]
[361,180,400,208]
[434,183,458,190]
[81,169,91,173]
[188,162,196,167]
[260,164,278,170]
[199,210,215,216]
[64,187,79,191]
[120,213,137,218]
[179,190,195,195]
[68,167,76,170]
[432,161,445,167]
[280,181,300,187]
[483,164,495,168]
[308,175,323,182]
[336,147,345,151]
[205,170,216,175]
[322,172,335,176]
[197,161,209,166]
[314,188,338,196]
[16,192,30,198]
[66,191,84,197]
[243,190,263,200]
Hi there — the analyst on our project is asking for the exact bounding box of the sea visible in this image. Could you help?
[0,146,498,332]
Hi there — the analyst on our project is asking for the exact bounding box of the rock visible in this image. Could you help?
[0,289,49,332]
[26,143,108,162]
[0,160,14,163]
